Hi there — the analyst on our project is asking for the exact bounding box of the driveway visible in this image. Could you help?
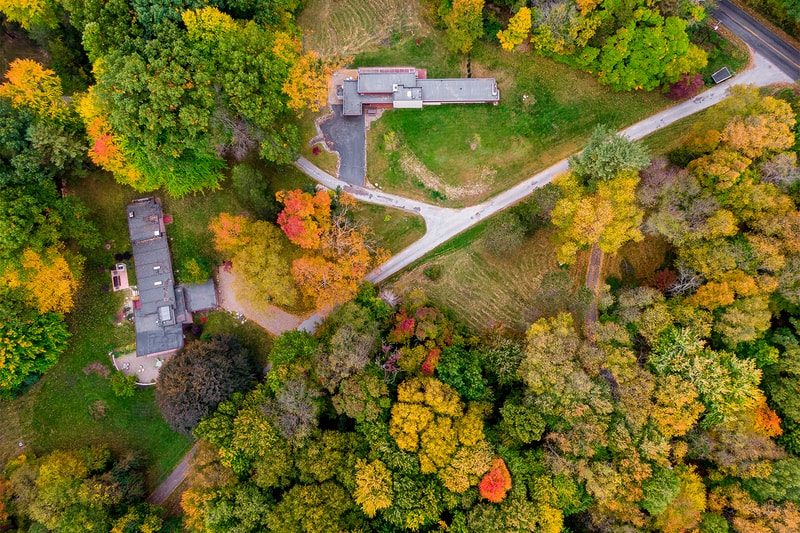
[318,104,366,185]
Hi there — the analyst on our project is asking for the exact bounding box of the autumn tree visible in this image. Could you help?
[551,171,644,264]
[354,459,393,518]
[479,458,512,503]
[156,335,255,435]
[0,59,68,120]
[209,213,299,308]
[443,0,485,54]
[277,190,390,309]
[497,7,532,51]
[3,446,151,533]
[0,0,59,29]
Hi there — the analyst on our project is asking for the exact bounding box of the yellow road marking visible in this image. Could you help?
[724,16,800,70]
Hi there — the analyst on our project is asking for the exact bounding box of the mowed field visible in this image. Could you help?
[388,225,670,333]
[298,0,432,58]
[363,37,670,206]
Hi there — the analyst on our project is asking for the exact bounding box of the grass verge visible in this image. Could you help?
[351,204,426,254]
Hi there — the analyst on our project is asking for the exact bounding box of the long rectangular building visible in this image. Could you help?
[342,67,499,116]
[127,198,187,357]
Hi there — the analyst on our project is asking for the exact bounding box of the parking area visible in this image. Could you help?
[318,104,366,186]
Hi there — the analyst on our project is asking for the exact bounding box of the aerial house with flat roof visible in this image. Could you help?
[341,67,500,116]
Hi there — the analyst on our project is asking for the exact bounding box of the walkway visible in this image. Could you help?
[296,50,794,286]
[147,443,198,505]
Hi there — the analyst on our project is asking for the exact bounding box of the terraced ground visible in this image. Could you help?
[298,0,432,58]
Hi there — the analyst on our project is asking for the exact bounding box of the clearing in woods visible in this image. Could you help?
[388,227,670,332]
[298,0,431,58]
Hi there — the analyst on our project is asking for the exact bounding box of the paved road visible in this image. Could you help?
[714,0,800,82]
[295,49,793,285]
[147,443,198,505]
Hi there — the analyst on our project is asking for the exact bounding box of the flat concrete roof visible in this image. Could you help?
[417,78,498,103]
[342,67,499,116]
[184,279,218,312]
[357,67,417,93]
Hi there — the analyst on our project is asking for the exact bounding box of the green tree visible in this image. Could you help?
[443,0,485,53]
[568,125,650,185]
[0,290,69,395]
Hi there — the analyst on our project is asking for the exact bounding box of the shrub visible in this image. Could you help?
[110,372,137,398]
[666,73,704,101]
[424,264,443,280]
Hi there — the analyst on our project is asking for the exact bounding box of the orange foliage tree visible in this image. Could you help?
[276,189,332,249]
[277,190,389,309]
[479,458,512,503]
[76,88,143,186]
[0,59,68,120]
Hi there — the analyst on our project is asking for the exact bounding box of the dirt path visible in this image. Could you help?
[147,443,198,505]
[584,244,604,332]
[216,269,304,335]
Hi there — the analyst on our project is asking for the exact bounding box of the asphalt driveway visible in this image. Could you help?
[319,104,366,185]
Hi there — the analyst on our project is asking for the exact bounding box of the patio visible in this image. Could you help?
[112,351,171,385]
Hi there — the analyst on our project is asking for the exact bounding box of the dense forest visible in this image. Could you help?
[173,86,800,532]
[2,0,800,531]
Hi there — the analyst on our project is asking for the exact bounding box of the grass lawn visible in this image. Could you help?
[387,224,586,332]
[198,311,274,370]
[362,35,670,207]
[296,110,340,177]
[351,203,426,254]
[0,174,191,488]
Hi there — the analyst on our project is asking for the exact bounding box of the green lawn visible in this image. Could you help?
[199,311,274,370]
[387,225,584,331]
[362,35,670,207]
[0,174,191,488]
[351,203,426,254]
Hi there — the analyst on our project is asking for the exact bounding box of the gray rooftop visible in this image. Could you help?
[342,67,499,116]
[184,279,218,312]
[127,198,185,357]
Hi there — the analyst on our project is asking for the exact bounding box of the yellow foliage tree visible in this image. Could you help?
[283,52,345,114]
[720,97,795,159]
[552,172,644,264]
[497,7,532,51]
[354,459,393,517]
[0,59,68,120]
[654,465,707,533]
[0,0,58,29]
[389,377,491,478]
[19,248,79,314]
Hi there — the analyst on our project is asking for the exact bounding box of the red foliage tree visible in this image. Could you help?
[421,348,441,376]
[479,458,512,503]
[276,189,331,249]
[667,73,704,101]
